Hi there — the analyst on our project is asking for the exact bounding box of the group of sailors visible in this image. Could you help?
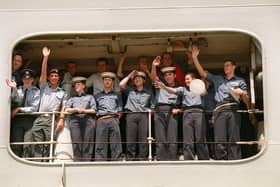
[8,45,249,162]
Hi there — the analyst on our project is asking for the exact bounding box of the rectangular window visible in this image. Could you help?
[10,31,264,163]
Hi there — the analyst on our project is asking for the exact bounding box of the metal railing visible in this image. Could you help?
[10,109,264,162]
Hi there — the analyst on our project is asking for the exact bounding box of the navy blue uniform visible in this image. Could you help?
[207,73,247,160]
[24,83,67,160]
[123,86,153,160]
[154,86,181,160]
[65,93,96,161]
[11,86,40,157]
[176,87,209,160]
[94,91,123,161]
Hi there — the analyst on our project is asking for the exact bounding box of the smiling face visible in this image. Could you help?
[185,74,195,87]
[164,72,176,85]
[48,73,60,86]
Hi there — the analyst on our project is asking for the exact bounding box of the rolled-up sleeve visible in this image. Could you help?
[19,89,40,113]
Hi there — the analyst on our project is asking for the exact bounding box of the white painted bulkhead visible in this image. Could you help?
[0,1,279,186]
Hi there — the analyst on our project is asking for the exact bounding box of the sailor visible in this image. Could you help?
[64,76,96,161]
[152,57,181,160]
[94,72,123,161]
[23,47,67,161]
[191,45,249,160]
[155,73,209,160]
[6,69,40,157]
[119,70,154,160]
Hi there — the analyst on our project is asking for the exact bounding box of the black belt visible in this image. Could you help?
[183,105,203,110]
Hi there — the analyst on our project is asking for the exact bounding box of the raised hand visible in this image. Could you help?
[153,80,165,89]
[42,46,51,57]
[152,56,161,67]
[186,51,194,64]
[119,52,126,63]
[191,45,200,59]
[128,70,138,78]
[6,79,17,89]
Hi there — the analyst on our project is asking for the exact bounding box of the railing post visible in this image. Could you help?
[147,109,153,162]
[49,111,56,162]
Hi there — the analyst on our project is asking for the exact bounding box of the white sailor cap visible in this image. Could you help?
[160,66,176,74]
[101,72,116,79]
[72,76,87,84]
[133,71,146,79]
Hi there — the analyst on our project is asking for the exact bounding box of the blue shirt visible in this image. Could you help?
[39,83,67,112]
[175,87,202,107]
[65,93,96,110]
[155,85,181,107]
[11,85,40,113]
[94,90,122,116]
[123,86,154,112]
[206,72,247,103]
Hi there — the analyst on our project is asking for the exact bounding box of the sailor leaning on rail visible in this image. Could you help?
[64,76,96,162]
[154,72,210,160]
[151,56,181,161]
[94,72,123,161]
[23,47,67,161]
[191,45,249,160]
[6,69,40,157]
[119,70,154,161]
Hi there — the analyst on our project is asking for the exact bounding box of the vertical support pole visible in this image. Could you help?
[250,42,256,106]
[49,111,56,162]
[147,110,153,162]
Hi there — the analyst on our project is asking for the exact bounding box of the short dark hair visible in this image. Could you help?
[96,57,108,65]
[161,52,172,58]
[66,61,76,65]
[223,59,236,66]
[185,72,196,79]
[137,55,148,61]
[12,52,23,61]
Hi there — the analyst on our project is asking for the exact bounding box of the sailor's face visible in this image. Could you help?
[185,74,194,87]
[134,76,144,87]
[22,77,34,87]
[164,72,176,85]
[74,82,85,93]
[103,77,114,88]
[48,73,60,85]
[224,61,235,75]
